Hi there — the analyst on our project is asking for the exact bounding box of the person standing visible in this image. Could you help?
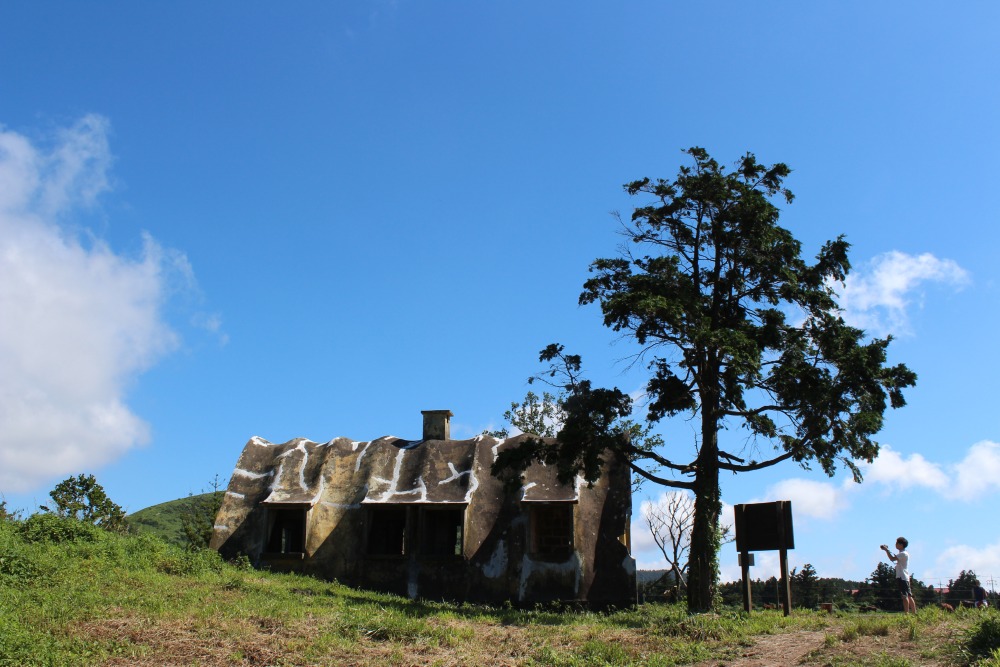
[973,580,989,609]
[881,537,916,613]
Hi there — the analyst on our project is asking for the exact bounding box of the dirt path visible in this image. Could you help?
[693,630,828,667]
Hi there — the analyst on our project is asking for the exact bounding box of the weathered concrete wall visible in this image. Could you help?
[211,433,636,607]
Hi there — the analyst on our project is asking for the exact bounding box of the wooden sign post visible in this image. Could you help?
[734,501,794,616]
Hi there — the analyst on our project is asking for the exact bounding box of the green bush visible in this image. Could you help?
[0,547,42,583]
[963,614,1000,664]
[154,546,225,576]
[40,474,128,533]
[19,513,99,544]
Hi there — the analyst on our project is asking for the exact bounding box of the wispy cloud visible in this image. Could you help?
[0,116,191,493]
[835,251,969,336]
[934,540,1000,581]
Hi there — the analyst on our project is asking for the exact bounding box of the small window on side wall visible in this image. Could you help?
[421,507,464,557]
[367,506,408,556]
[267,507,307,554]
[530,504,574,557]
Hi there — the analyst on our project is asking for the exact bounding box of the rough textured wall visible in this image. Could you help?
[211,433,635,606]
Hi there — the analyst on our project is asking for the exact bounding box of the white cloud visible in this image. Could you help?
[631,494,667,569]
[861,441,1000,501]
[934,540,1000,582]
[0,116,188,493]
[754,478,848,520]
[949,440,1000,500]
[861,445,949,493]
[835,250,969,336]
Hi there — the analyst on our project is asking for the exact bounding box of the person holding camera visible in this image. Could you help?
[881,537,916,613]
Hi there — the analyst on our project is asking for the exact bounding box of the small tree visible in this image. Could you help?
[865,561,899,610]
[180,474,226,550]
[484,391,565,439]
[644,491,694,592]
[793,563,820,609]
[40,474,127,533]
[643,490,731,592]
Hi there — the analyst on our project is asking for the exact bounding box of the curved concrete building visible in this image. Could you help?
[211,411,636,607]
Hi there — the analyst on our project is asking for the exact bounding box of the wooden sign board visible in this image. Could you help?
[733,501,794,616]
[734,501,794,552]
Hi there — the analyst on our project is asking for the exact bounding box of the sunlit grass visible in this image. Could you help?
[0,517,989,666]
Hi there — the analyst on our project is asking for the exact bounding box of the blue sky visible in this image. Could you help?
[2,2,998,587]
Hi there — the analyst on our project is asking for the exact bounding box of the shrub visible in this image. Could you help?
[19,513,99,543]
[40,474,128,533]
[963,614,1000,664]
[0,547,43,583]
[0,499,22,522]
[155,547,225,576]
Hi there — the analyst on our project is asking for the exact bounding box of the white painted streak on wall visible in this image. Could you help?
[233,468,274,480]
[380,448,406,501]
[439,462,472,485]
[354,441,373,472]
[297,446,310,491]
[518,553,582,601]
[464,469,479,503]
[320,501,361,510]
[481,540,507,579]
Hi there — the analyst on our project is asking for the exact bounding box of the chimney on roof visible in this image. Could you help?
[421,410,453,440]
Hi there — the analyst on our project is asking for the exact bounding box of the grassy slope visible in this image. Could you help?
[126,492,223,547]
[0,517,996,667]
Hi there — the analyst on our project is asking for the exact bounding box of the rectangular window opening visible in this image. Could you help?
[422,507,464,557]
[367,506,408,556]
[266,507,307,554]
[531,504,574,557]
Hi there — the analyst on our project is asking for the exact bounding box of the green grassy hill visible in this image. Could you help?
[126,492,223,547]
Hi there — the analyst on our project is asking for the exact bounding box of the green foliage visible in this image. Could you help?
[178,475,225,549]
[719,571,862,610]
[0,546,42,583]
[491,345,663,490]
[40,474,127,533]
[0,499,20,522]
[484,391,564,439]
[854,562,901,611]
[493,148,916,613]
[127,491,223,547]
[794,564,821,609]
[962,614,1000,664]
[19,513,100,543]
[947,570,981,607]
[912,577,941,607]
